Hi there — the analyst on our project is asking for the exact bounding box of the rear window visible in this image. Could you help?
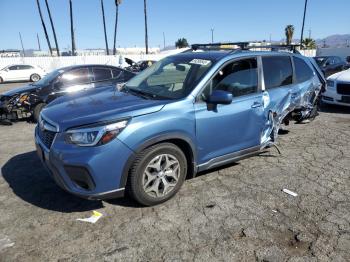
[93,68,112,81]
[293,57,314,83]
[262,56,293,89]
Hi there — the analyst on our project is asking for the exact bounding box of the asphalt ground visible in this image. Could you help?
[0,82,349,261]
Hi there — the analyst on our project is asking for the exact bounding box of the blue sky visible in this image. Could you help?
[0,0,349,50]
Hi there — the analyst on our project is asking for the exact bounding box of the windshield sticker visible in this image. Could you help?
[189,59,211,66]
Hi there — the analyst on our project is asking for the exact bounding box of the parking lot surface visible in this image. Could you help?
[0,82,350,261]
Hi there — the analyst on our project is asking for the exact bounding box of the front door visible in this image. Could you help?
[195,57,265,165]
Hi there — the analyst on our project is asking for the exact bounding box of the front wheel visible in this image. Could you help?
[33,103,46,122]
[128,143,187,206]
[30,74,41,82]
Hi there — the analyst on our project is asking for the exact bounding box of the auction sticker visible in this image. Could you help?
[190,59,211,66]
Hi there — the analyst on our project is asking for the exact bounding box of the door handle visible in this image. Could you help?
[251,102,263,108]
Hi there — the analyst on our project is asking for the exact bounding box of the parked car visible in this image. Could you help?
[313,56,347,77]
[0,64,46,83]
[35,44,324,206]
[125,58,156,73]
[0,64,135,123]
[322,69,350,107]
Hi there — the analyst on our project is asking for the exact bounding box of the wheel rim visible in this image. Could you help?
[32,75,39,81]
[142,154,180,198]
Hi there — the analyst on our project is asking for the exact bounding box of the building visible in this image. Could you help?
[0,49,21,58]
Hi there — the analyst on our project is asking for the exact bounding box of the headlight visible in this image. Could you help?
[327,80,335,88]
[65,120,128,146]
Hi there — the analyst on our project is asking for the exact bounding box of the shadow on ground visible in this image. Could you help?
[1,151,103,213]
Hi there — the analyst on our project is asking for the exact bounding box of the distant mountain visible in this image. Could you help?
[316,34,350,48]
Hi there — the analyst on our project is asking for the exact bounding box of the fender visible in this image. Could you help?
[119,132,197,188]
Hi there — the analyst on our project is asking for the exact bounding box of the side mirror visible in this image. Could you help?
[207,90,232,105]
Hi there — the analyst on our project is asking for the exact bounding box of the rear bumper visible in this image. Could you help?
[35,126,134,200]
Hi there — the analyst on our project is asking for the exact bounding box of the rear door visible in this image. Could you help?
[17,65,34,80]
[5,66,20,81]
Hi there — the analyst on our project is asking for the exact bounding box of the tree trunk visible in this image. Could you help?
[144,0,149,54]
[69,0,76,56]
[101,0,109,55]
[113,4,119,55]
[36,0,52,56]
[45,0,60,56]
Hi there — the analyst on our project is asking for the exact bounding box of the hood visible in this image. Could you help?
[42,87,169,131]
[328,69,350,82]
[1,84,40,97]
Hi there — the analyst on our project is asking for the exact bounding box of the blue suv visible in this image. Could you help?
[35,43,325,206]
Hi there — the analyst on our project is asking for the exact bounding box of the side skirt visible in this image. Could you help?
[196,145,262,172]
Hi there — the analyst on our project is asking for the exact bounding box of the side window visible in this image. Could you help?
[18,65,33,70]
[209,58,258,98]
[123,71,135,81]
[293,57,314,83]
[112,69,123,79]
[262,56,293,89]
[334,57,341,63]
[93,67,112,81]
[8,66,18,70]
[61,68,90,86]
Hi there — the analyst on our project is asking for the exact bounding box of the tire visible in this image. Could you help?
[33,103,46,122]
[30,74,41,82]
[128,143,187,206]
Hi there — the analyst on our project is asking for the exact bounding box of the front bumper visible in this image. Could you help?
[321,88,350,107]
[35,126,135,200]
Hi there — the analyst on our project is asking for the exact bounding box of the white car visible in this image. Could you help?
[0,64,46,83]
[322,69,350,107]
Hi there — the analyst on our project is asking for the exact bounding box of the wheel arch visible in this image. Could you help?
[120,133,197,189]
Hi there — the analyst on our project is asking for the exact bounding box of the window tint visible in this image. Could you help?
[93,68,112,81]
[294,57,314,83]
[8,66,18,70]
[123,71,135,81]
[19,65,33,70]
[112,69,123,79]
[334,57,341,63]
[61,68,90,86]
[262,56,293,89]
[204,58,258,99]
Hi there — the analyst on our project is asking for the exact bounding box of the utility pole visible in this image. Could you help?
[163,32,166,49]
[36,0,52,55]
[69,0,76,56]
[101,0,109,55]
[19,32,25,57]
[37,33,41,51]
[300,0,308,48]
[45,0,60,56]
[144,0,149,54]
[211,28,214,43]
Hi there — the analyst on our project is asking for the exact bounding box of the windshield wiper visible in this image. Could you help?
[121,86,155,99]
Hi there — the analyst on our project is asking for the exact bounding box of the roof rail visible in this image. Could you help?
[190,42,302,54]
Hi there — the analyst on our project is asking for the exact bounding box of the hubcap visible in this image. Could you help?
[32,75,39,81]
[142,154,180,198]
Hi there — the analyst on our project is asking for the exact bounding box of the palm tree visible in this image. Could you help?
[302,38,316,49]
[285,25,295,45]
[100,0,109,55]
[113,0,122,55]
[144,0,149,54]
[175,38,189,48]
[69,0,76,56]
[36,0,53,56]
[44,0,60,56]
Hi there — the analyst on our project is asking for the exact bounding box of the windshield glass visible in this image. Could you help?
[34,69,62,86]
[314,57,326,66]
[124,56,214,99]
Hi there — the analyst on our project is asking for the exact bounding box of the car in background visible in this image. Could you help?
[0,64,135,123]
[35,45,324,206]
[322,69,350,107]
[125,58,157,73]
[313,56,347,77]
[0,64,46,83]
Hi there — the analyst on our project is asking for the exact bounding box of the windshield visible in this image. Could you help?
[314,57,327,66]
[124,56,214,99]
[34,69,62,86]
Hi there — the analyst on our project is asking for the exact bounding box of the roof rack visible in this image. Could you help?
[189,42,302,54]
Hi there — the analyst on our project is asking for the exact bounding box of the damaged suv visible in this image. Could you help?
[35,43,325,206]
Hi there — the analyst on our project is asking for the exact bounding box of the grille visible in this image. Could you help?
[38,127,56,149]
[337,83,350,95]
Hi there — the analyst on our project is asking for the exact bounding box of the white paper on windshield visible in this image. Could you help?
[189,59,211,66]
